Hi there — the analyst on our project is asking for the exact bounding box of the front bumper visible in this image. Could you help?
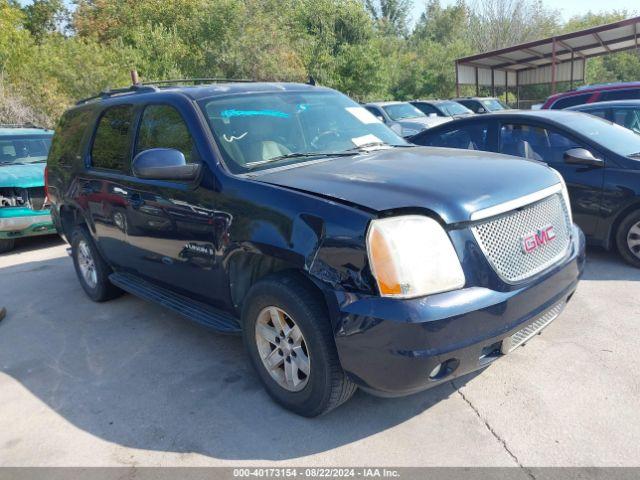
[332,225,586,397]
[0,208,55,239]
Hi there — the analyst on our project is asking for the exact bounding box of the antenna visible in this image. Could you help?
[131,69,140,86]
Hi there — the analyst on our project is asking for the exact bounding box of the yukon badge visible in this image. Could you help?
[522,225,556,254]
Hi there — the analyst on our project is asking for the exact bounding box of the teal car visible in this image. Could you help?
[0,124,55,253]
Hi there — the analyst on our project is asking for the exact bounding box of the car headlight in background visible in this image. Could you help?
[366,215,465,298]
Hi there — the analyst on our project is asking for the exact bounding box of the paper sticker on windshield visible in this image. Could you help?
[351,134,382,147]
[346,107,381,124]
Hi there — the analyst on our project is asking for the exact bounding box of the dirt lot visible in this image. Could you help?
[0,236,639,467]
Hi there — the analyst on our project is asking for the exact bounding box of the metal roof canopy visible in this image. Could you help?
[455,16,640,102]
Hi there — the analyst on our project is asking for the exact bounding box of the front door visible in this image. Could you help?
[121,101,229,307]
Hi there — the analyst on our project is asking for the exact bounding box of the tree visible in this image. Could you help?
[412,0,470,45]
[23,0,68,43]
[365,0,412,36]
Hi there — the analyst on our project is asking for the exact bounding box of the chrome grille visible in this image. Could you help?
[471,193,571,283]
[501,301,565,353]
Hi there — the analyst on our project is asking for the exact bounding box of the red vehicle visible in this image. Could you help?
[541,82,640,109]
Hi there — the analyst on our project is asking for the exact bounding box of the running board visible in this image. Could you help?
[109,272,241,334]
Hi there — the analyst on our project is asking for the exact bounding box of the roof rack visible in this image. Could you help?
[75,76,258,106]
[141,78,255,86]
[75,84,159,105]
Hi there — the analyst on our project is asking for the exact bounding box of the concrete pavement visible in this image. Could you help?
[0,236,638,467]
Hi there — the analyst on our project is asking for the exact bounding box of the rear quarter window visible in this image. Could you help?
[552,93,592,109]
[48,108,94,167]
[599,88,640,101]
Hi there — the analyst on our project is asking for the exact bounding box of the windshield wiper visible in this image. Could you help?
[245,151,359,169]
[343,142,417,152]
[628,152,640,158]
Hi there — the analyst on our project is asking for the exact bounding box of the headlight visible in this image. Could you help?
[366,215,465,298]
[551,169,573,224]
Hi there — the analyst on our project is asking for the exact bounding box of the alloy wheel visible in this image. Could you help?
[255,306,311,392]
[627,221,640,260]
[77,239,98,288]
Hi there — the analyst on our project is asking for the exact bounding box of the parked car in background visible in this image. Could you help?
[47,81,584,416]
[566,100,640,134]
[363,101,450,137]
[410,110,640,268]
[0,124,55,253]
[410,99,474,119]
[541,81,640,110]
[451,97,509,114]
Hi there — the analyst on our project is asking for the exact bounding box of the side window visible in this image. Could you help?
[415,104,439,116]
[365,106,385,122]
[552,94,592,109]
[48,109,94,166]
[91,105,135,172]
[135,104,199,164]
[416,123,490,151]
[582,108,608,120]
[612,107,640,133]
[600,88,640,101]
[500,123,581,163]
[458,100,477,112]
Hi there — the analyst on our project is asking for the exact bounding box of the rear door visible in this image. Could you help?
[79,103,136,267]
[497,120,605,236]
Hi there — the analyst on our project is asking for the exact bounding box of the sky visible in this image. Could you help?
[410,0,637,23]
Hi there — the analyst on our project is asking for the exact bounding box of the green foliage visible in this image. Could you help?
[0,0,638,127]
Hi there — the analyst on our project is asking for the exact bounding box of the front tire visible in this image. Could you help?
[616,210,640,268]
[71,225,123,302]
[242,273,356,417]
[0,238,15,254]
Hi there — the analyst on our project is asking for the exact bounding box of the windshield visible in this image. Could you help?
[564,114,640,157]
[200,90,407,173]
[439,101,473,116]
[481,99,509,111]
[382,103,426,121]
[0,135,52,165]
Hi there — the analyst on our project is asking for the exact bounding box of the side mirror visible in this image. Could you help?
[376,115,385,122]
[477,107,486,113]
[563,148,604,167]
[428,113,438,118]
[132,148,201,181]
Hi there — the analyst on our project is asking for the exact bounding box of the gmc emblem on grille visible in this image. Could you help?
[521,225,556,254]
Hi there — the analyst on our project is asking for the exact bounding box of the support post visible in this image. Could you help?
[516,71,520,109]
[455,61,460,97]
[475,67,479,96]
[505,71,509,105]
[570,51,575,89]
[551,38,557,94]
[130,69,140,85]
[491,69,495,97]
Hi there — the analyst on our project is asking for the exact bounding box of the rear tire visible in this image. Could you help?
[241,272,356,417]
[616,210,640,269]
[0,238,15,254]
[71,225,123,302]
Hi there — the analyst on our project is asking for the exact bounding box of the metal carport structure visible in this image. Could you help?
[454,16,640,106]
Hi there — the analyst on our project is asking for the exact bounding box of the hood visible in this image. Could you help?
[0,162,46,188]
[255,146,561,224]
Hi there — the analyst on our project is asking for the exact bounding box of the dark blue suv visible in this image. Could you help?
[46,81,585,416]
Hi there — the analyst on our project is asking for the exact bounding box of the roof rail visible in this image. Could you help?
[75,84,159,105]
[141,78,255,86]
[0,122,47,129]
